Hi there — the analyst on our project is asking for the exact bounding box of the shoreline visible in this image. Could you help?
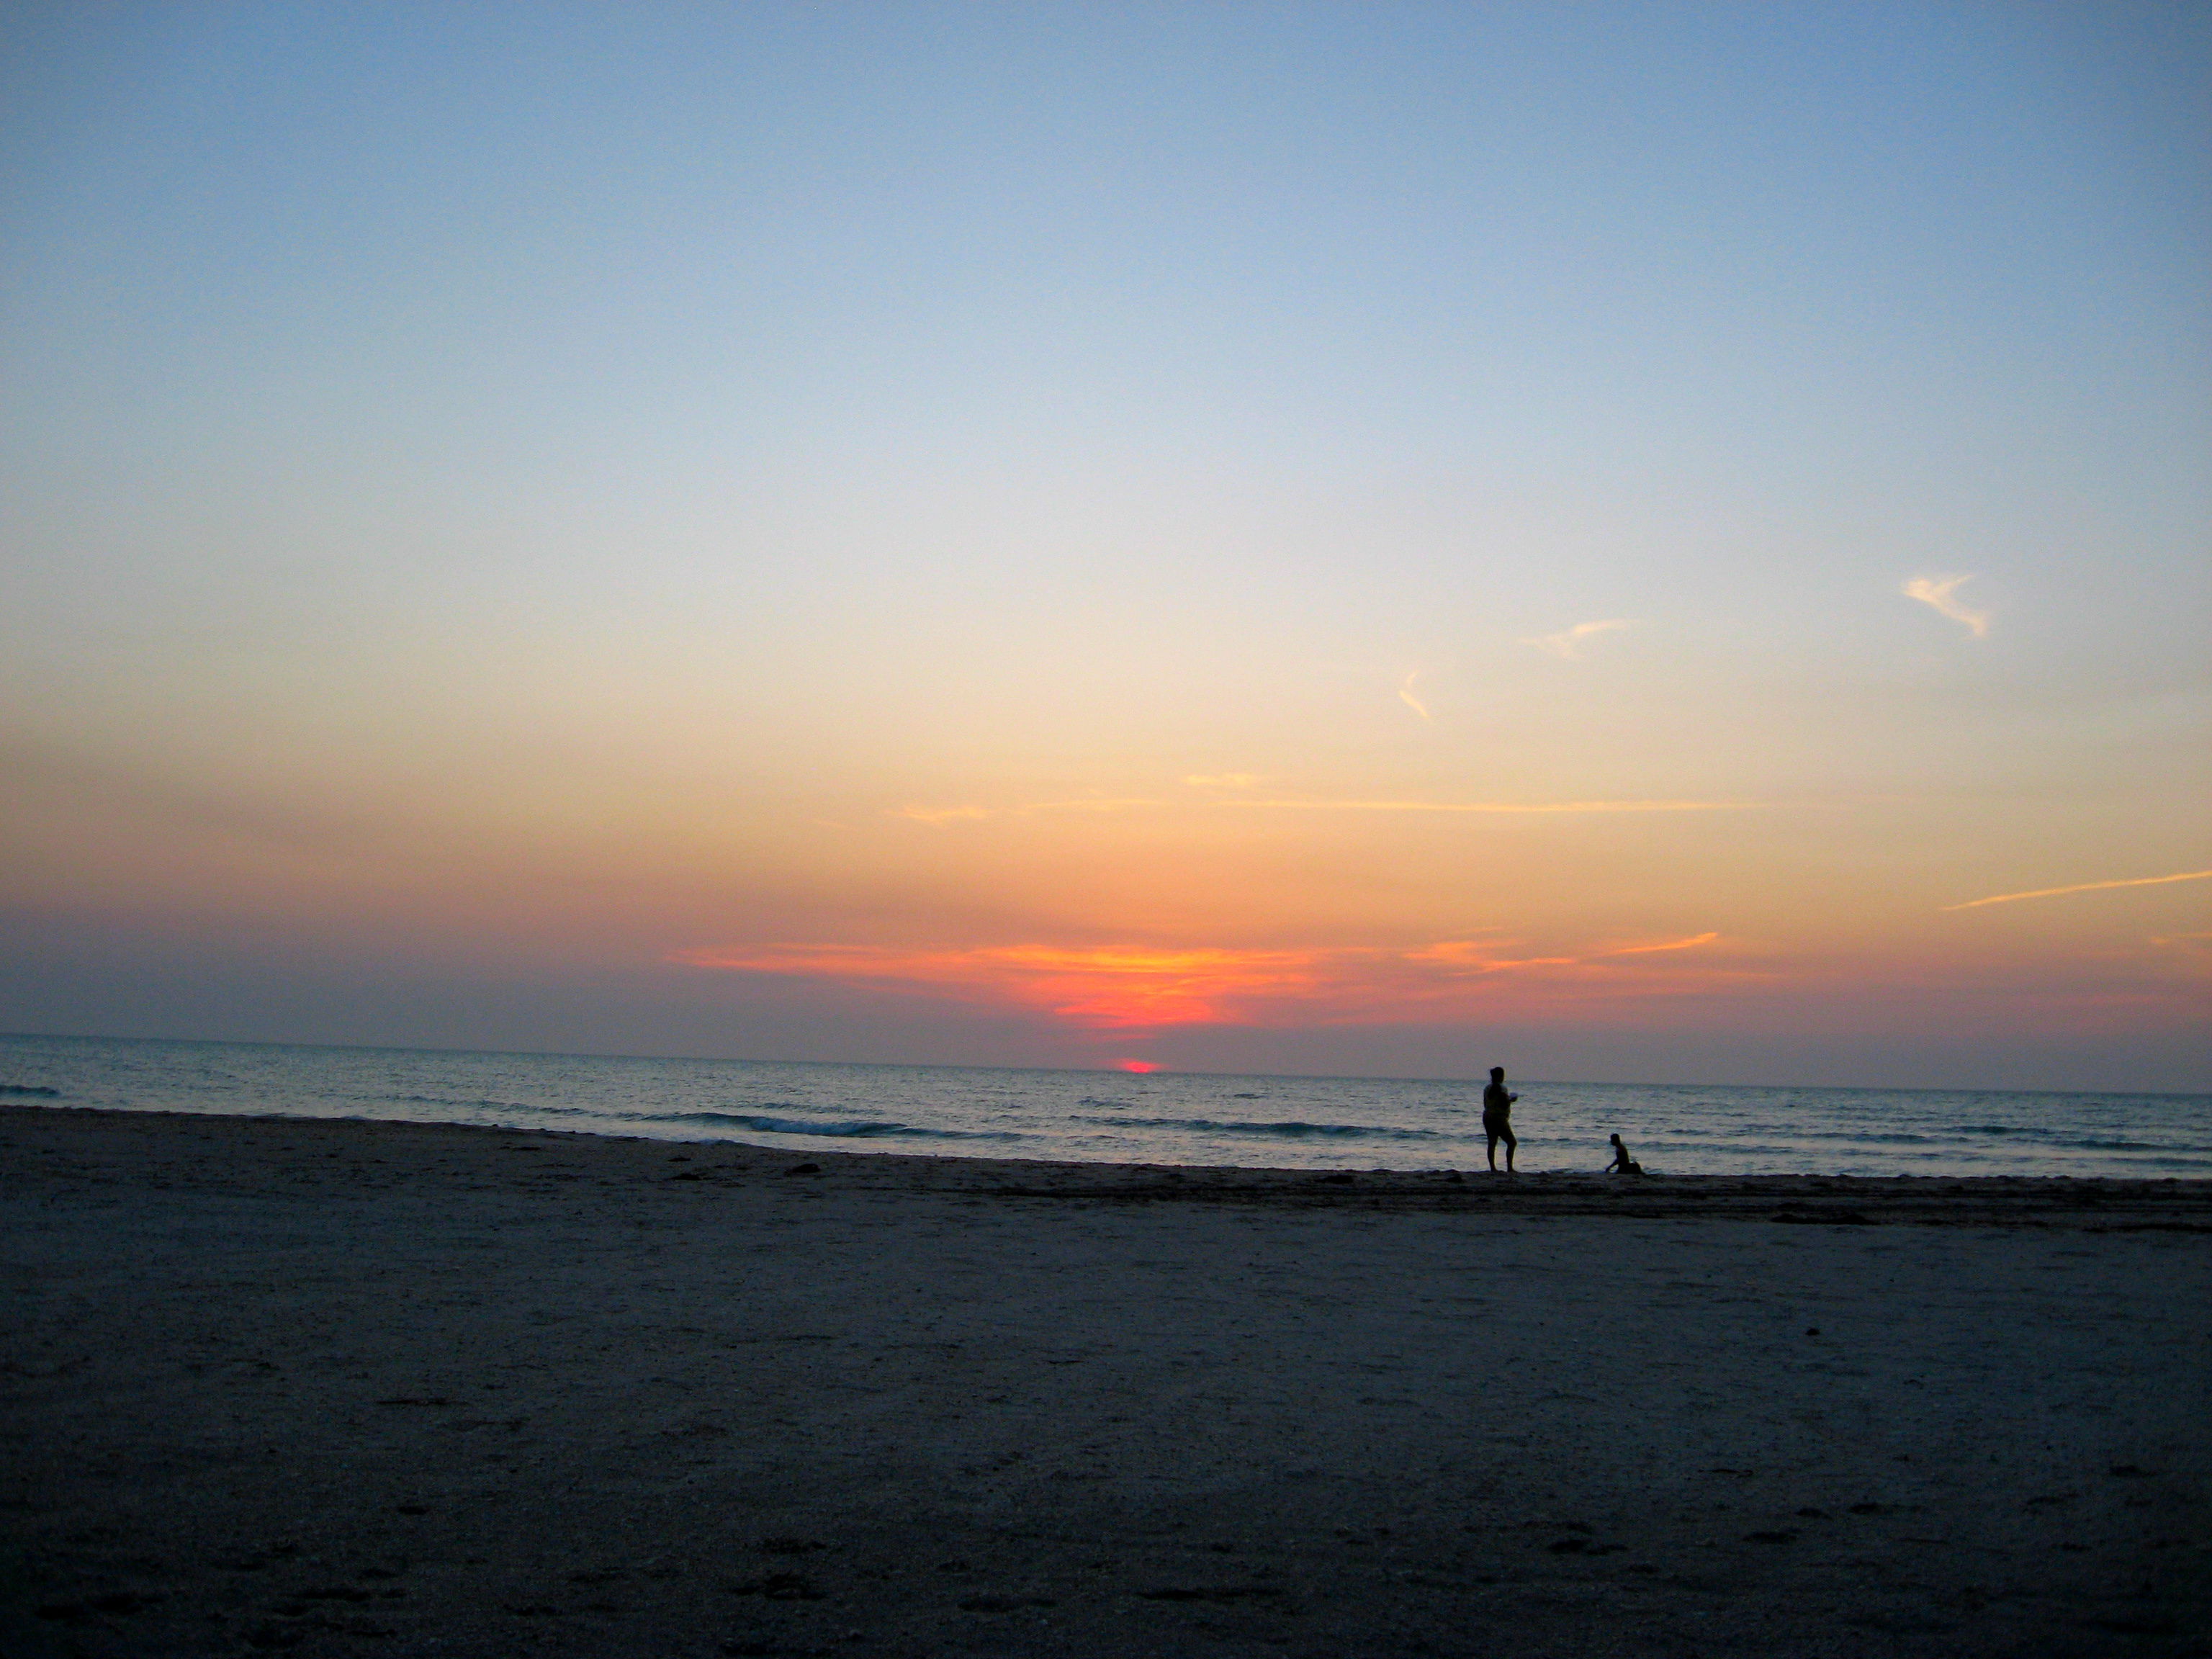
[10,1036,2208,1190]
[10,1104,2212,1228]
[5,1104,2208,1656]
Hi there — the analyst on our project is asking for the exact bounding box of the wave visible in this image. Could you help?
[1074,1114,1447,1142]
[374,1093,1020,1141]
[1,1084,61,1097]
[382,1094,550,1112]
[385,1096,684,1123]
[630,1110,1020,1141]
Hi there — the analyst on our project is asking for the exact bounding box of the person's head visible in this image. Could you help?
[1610,1133,1623,1146]
[1489,1066,1505,1082]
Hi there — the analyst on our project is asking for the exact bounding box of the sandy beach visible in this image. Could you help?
[3,1106,2207,1658]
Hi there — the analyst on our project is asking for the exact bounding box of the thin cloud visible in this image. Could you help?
[1523,619,1635,659]
[1403,940,1578,970]
[1216,798,1757,814]
[1902,574,1990,637]
[1942,868,2212,911]
[1607,932,1721,955]
[1398,669,1431,720]
[892,804,991,824]
[1182,773,1264,788]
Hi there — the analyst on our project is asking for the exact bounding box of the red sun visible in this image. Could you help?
[1115,1058,1161,1074]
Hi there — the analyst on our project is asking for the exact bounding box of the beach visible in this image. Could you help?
[4,1106,2207,1658]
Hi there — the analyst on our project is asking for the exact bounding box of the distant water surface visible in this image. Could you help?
[2,1033,2206,1179]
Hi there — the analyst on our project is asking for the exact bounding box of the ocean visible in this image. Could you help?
[4,1032,2207,1179]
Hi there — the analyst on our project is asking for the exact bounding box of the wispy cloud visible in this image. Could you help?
[1523,619,1635,659]
[1402,940,1578,969]
[892,804,991,825]
[1942,869,2212,911]
[1217,798,1757,814]
[1606,931,1721,955]
[1182,773,1264,788]
[1398,669,1431,720]
[1902,574,1990,637]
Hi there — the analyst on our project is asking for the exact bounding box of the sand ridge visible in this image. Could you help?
[3,1105,2207,1657]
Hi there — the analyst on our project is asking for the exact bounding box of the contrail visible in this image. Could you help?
[1942,868,2212,911]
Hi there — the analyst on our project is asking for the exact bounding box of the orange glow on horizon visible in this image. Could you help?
[1116,1058,1160,1073]
[671,932,1753,1035]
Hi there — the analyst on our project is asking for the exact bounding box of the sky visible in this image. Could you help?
[1,2,2206,1090]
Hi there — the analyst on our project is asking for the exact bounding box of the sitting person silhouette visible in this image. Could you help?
[1606,1133,1642,1175]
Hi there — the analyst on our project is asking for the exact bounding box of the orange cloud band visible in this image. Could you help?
[673,933,1741,1034]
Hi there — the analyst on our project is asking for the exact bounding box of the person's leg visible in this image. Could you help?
[1502,1126,1516,1173]
[1485,1128,1499,1172]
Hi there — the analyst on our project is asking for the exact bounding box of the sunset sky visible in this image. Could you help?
[3,3,2206,1089]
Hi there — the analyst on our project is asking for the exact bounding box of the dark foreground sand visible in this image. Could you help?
[3,1107,2208,1659]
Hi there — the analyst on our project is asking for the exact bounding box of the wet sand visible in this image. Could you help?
[4,1105,2208,1658]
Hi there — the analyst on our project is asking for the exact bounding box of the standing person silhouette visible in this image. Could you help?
[1481,1066,1518,1174]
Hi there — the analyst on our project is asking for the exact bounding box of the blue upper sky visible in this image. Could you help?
[2,4,2206,1087]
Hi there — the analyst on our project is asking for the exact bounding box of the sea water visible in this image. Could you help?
[1,1032,2206,1180]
